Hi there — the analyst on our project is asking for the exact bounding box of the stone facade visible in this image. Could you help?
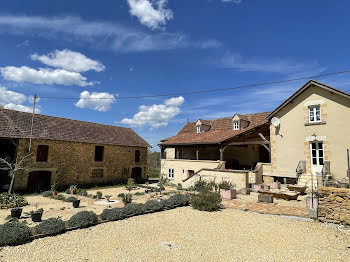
[318,187,350,225]
[14,138,147,191]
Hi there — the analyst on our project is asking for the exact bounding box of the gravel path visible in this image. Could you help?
[1,207,349,262]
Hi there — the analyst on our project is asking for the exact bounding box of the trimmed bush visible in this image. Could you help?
[34,217,66,235]
[77,189,88,197]
[0,221,31,245]
[67,211,98,228]
[123,204,143,216]
[42,191,52,197]
[143,200,163,213]
[162,194,189,209]
[190,190,222,212]
[64,196,77,202]
[100,208,127,221]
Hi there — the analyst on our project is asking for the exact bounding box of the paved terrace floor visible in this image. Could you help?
[222,192,309,218]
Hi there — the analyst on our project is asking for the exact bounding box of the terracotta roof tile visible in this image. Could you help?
[160,111,270,146]
[0,109,150,147]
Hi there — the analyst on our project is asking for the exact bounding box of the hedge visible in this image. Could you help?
[100,208,127,221]
[67,211,98,228]
[34,218,66,235]
[0,221,31,245]
[143,200,163,213]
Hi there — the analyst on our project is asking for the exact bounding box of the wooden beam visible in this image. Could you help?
[228,141,270,146]
[262,144,270,153]
[196,147,199,160]
[258,133,268,142]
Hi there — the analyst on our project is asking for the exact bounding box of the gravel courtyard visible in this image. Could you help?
[1,207,349,262]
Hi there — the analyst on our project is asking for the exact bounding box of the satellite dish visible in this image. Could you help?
[271,117,280,127]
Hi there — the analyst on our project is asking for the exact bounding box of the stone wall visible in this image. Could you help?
[318,187,350,225]
[182,169,249,190]
[14,138,148,191]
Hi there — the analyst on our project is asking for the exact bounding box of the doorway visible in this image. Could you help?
[310,142,324,175]
[27,171,52,193]
[131,167,142,182]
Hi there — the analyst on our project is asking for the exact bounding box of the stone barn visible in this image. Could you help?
[0,108,150,192]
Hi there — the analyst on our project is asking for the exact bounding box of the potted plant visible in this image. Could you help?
[219,181,237,200]
[51,181,58,196]
[31,204,43,222]
[69,185,77,195]
[72,197,80,208]
[10,207,23,219]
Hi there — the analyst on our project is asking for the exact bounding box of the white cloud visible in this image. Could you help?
[0,86,39,113]
[0,15,219,53]
[31,49,105,73]
[127,0,173,30]
[0,86,27,105]
[121,96,184,128]
[75,91,116,112]
[0,66,93,87]
[218,53,322,74]
[3,103,33,113]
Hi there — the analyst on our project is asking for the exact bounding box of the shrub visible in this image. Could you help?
[176,183,183,190]
[143,200,163,213]
[162,194,189,209]
[218,181,235,190]
[65,189,71,194]
[123,204,143,216]
[190,190,222,212]
[117,193,125,198]
[67,211,98,228]
[0,221,31,245]
[42,190,52,197]
[34,217,65,235]
[52,194,66,201]
[134,192,144,196]
[64,196,77,202]
[100,208,127,221]
[0,193,27,208]
[78,189,88,197]
[193,178,218,192]
[96,191,103,199]
[122,193,132,205]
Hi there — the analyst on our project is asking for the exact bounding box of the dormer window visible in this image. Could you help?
[309,105,321,123]
[233,121,240,130]
[196,125,202,133]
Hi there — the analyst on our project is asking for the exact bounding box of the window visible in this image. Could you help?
[233,120,240,130]
[311,142,324,165]
[92,169,103,178]
[196,125,202,133]
[135,150,140,162]
[168,168,174,179]
[36,145,49,162]
[94,146,104,161]
[309,105,321,123]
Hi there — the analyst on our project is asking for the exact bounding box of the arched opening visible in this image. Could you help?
[131,167,142,182]
[27,171,52,193]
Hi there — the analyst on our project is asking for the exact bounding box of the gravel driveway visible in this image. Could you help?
[1,207,349,262]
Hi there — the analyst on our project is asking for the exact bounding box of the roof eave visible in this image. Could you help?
[268,80,350,119]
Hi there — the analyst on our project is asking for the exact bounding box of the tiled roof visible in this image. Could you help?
[160,111,270,146]
[0,109,150,147]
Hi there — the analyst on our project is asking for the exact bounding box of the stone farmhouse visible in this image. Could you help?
[0,109,150,192]
[159,80,350,190]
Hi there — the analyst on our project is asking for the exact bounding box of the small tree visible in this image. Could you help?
[126,178,135,192]
[0,153,32,194]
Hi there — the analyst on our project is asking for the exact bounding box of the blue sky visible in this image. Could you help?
[1,0,350,149]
